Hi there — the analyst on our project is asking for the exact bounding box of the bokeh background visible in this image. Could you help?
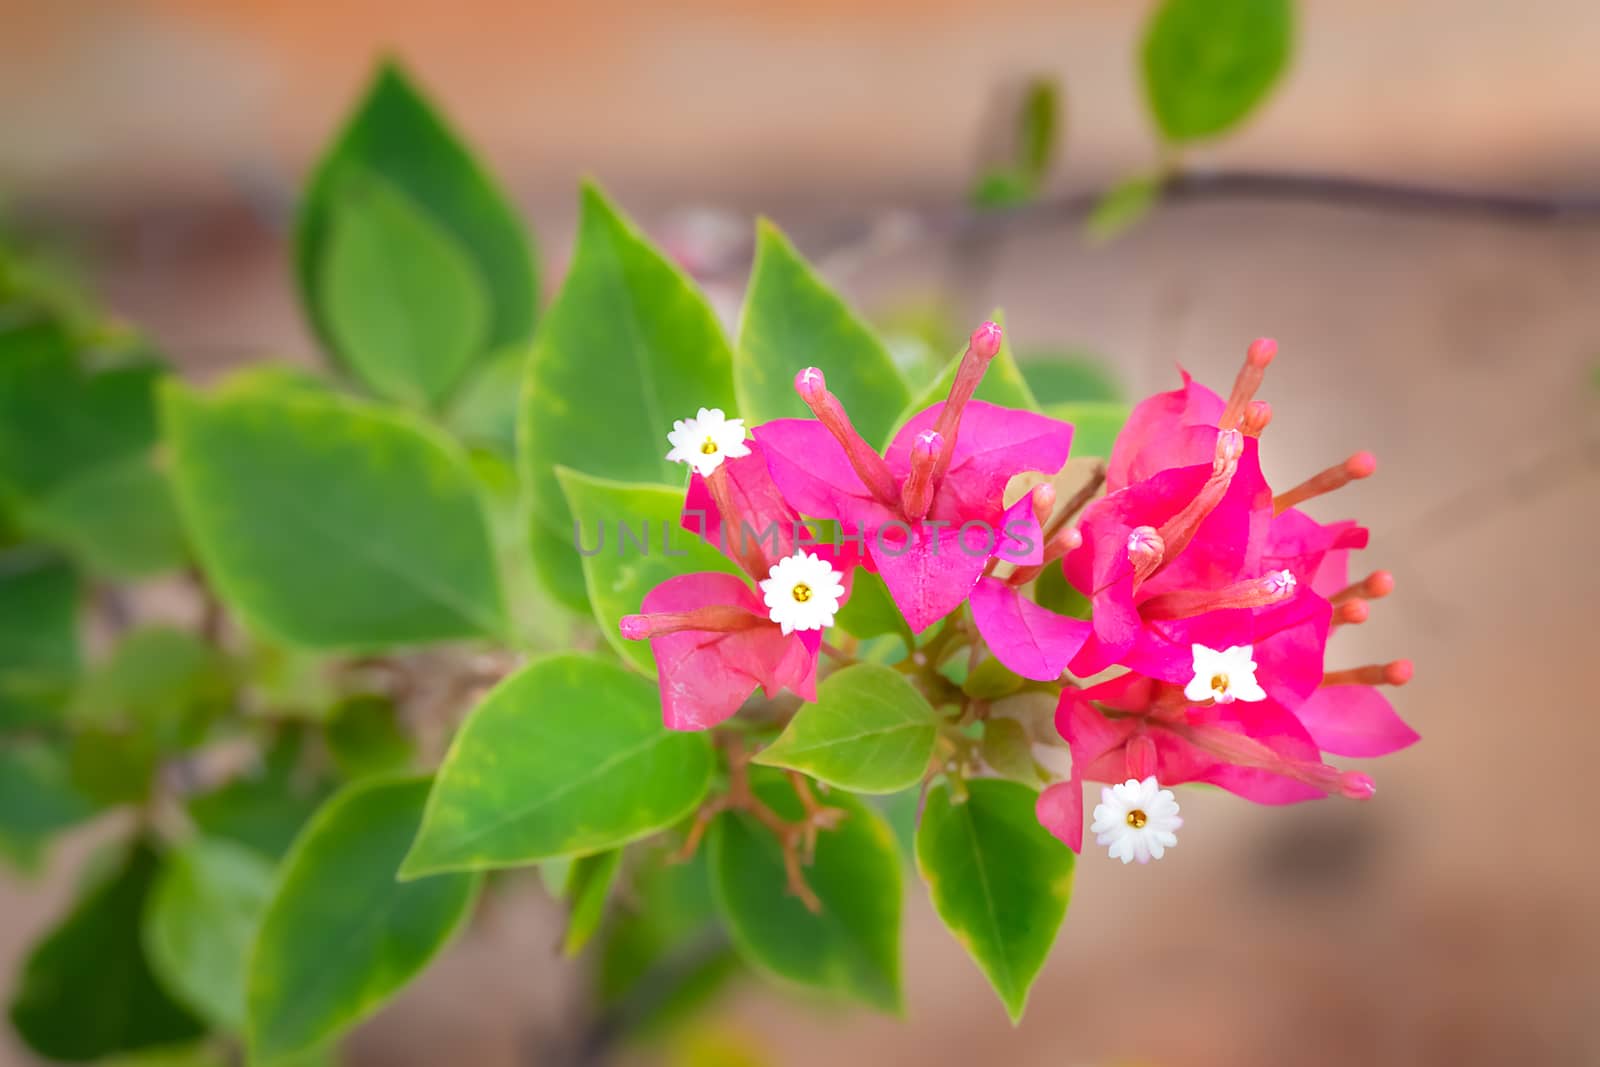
[2,1,1598,1064]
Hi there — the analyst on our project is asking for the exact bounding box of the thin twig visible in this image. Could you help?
[703,168,1600,284]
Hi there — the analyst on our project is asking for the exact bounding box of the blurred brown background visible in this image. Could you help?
[2,1,1598,1065]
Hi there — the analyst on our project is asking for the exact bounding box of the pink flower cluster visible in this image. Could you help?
[621,324,1416,854]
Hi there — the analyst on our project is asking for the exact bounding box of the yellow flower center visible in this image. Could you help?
[1210,673,1229,694]
[1126,809,1148,829]
[700,436,719,455]
[792,583,812,603]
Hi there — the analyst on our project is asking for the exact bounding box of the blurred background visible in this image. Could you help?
[2,0,1598,1064]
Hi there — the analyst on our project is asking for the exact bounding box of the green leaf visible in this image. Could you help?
[1044,401,1129,461]
[402,655,713,877]
[325,694,415,780]
[1142,0,1294,143]
[10,842,206,1060]
[978,716,1043,787]
[753,664,936,794]
[834,570,910,645]
[597,846,723,1009]
[0,740,97,856]
[1085,175,1161,243]
[963,656,1025,701]
[143,837,275,1031]
[0,548,79,730]
[320,174,490,407]
[887,309,1038,444]
[0,321,185,577]
[189,732,333,861]
[710,773,902,1012]
[563,849,622,957]
[445,349,524,454]
[521,184,734,612]
[247,777,481,1062]
[1033,562,1092,618]
[71,626,233,747]
[914,779,1074,1021]
[969,169,1034,210]
[1018,353,1124,405]
[69,727,161,807]
[297,61,536,361]
[736,222,908,447]
[555,468,742,673]
[1017,78,1061,182]
[162,379,507,648]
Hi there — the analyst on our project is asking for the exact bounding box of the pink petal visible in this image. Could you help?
[889,402,1074,520]
[640,573,817,731]
[870,518,989,633]
[752,419,875,520]
[681,443,801,567]
[1264,508,1369,598]
[1036,781,1084,853]
[1106,367,1226,490]
[1293,685,1420,757]
[970,577,1091,681]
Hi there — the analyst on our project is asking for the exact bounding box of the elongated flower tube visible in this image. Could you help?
[754,322,1073,632]
[622,438,857,730]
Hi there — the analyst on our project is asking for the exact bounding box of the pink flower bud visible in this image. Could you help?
[970,321,1002,361]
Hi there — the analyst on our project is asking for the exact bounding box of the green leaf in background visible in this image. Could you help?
[563,849,623,957]
[144,837,275,1031]
[888,309,1038,444]
[445,349,524,455]
[325,694,416,780]
[711,773,902,1013]
[69,727,161,807]
[963,656,1025,701]
[556,468,742,673]
[1085,174,1161,243]
[1033,562,1092,619]
[597,851,741,1042]
[736,222,909,447]
[967,78,1061,210]
[978,716,1043,787]
[247,777,481,1063]
[163,380,507,648]
[0,548,78,731]
[521,183,734,612]
[968,169,1034,211]
[915,779,1074,1021]
[10,842,206,1061]
[403,655,712,877]
[834,570,911,645]
[321,173,490,408]
[1045,401,1130,461]
[1017,78,1061,182]
[754,664,936,794]
[71,626,233,748]
[0,319,185,577]
[189,731,334,861]
[0,740,97,864]
[1141,0,1294,143]
[297,61,537,362]
[1018,352,1123,406]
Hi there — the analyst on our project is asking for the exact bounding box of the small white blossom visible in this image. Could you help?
[1184,643,1267,705]
[759,551,845,635]
[665,407,750,477]
[1091,777,1182,864]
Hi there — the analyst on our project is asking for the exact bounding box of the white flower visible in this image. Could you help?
[1091,777,1182,864]
[1184,643,1267,705]
[758,551,845,635]
[665,407,750,477]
